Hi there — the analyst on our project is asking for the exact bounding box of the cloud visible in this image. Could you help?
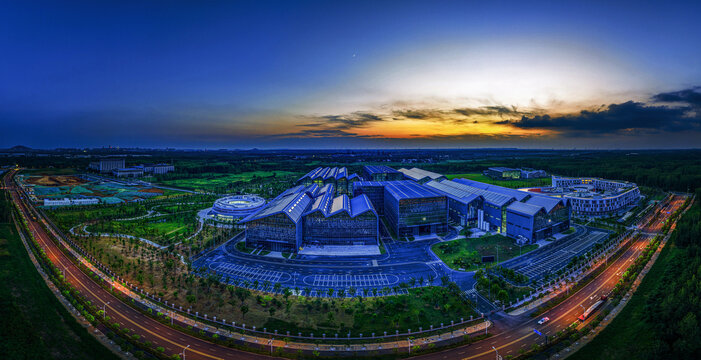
[652,87,701,108]
[509,100,700,136]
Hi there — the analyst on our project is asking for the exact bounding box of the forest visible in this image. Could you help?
[642,189,701,358]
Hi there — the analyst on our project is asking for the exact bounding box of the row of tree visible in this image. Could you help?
[642,189,701,358]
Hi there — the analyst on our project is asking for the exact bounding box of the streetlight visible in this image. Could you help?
[492,346,500,360]
[102,301,110,319]
[181,345,190,360]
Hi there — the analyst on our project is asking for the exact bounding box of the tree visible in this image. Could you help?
[240,304,249,319]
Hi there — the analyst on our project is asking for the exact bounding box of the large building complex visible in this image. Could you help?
[421,178,569,242]
[242,166,573,252]
[241,183,378,252]
[544,176,641,215]
[296,167,361,196]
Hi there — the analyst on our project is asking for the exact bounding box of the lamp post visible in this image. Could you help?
[181,345,190,360]
[102,301,110,319]
[492,346,499,360]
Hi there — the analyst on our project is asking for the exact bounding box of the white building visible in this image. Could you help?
[551,176,641,215]
[89,158,125,173]
[113,167,144,178]
[44,198,99,207]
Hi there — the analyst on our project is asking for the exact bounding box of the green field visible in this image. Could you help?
[445,172,551,188]
[0,223,120,360]
[432,234,538,271]
[569,242,676,360]
[159,171,298,192]
[86,212,201,245]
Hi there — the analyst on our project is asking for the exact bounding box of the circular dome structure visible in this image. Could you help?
[203,195,266,223]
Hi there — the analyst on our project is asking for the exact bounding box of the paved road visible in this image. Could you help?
[501,225,610,282]
[193,237,459,297]
[8,167,685,360]
[412,195,686,360]
[6,170,281,360]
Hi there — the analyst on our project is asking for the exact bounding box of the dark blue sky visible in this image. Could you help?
[1,0,700,149]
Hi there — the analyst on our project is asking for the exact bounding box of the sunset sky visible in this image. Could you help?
[1,1,700,149]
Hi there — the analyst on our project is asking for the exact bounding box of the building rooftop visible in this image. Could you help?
[241,186,312,224]
[507,201,545,217]
[363,165,401,175]
[298,166,360,183]
[397,167,445,182]
[525,195,564,213]
[488,167,518,172]
[430,179,514,207]
[452,178,530,201]
[423,180,481,204]
[384,180,443,200]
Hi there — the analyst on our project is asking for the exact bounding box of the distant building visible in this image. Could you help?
[362,165,404,181]
[397,167,446,184]
[112,167,144,178]
[520,168,548,179]
[44,198,99,207]
[140,163,175,175]
[150,163,174,175]
[486,167,521,179]
[89,158,125,173]
[550,176,640,215]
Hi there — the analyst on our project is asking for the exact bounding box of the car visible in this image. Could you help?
[538,317,550,325]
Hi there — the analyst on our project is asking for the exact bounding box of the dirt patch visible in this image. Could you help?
[26,175,87,187]
[138,188,163,194]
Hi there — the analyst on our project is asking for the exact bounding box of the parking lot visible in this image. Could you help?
[502,225,609,281]
[305,273,397,288]
[211,262,290,284]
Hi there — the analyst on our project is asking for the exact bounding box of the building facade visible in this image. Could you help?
[89,158,125,173]
[486,167,521,179]
[241,183,378,252]
[551,176,641,215]
[362,165,405,181]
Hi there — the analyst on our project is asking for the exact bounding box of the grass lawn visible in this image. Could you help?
[0,223,120,360]
[445,172,551,189]
[86,212,199,245]
[257,286,477,336]
[568,242,677,360]
[159,171,298,192]
[432,234,538,271]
